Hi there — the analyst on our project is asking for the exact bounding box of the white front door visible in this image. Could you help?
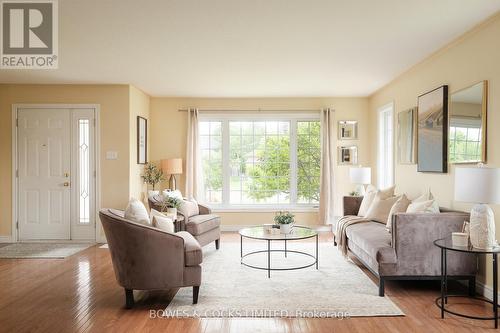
[18,108,71,240]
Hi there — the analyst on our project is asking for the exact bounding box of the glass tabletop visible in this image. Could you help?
[239,225,317,240]
[434,236,500,254]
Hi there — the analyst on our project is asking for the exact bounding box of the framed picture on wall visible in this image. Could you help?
[417,85,448,173]
[137,116,147,164]
[338,121,358,140]
[398,107,417,164]
[338,146,358,165]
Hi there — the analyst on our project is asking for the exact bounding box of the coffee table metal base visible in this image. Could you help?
[240,236,319,278]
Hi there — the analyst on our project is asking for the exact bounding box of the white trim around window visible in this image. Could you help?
[199,112,320,212]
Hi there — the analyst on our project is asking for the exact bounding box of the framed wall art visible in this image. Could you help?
[417,85,448,173]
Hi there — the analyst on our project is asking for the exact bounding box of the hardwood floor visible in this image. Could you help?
[0,232,496,333]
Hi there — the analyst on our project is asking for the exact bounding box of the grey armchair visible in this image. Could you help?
[99,209,202,308]
[149,195,221,249]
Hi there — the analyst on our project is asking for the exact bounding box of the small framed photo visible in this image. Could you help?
[338,121,358,140]
[338,146,358,165]
[137,116,147,164]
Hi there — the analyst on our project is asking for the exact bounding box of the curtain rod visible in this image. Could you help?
[177,108,321,112]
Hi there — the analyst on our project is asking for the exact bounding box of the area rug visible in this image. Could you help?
[0,243,94,259]
[165,242,404,318]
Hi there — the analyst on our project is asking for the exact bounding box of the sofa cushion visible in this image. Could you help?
[346,222,397,264]
[386,194,411,231]
[186,214,221,235]
[176,231,202,266]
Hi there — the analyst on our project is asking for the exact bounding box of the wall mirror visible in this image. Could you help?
[449,81,487,164]
[338,121,358,140]
[338,146,358,165]
[397,107,417,164]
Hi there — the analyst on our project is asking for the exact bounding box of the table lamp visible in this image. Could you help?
[161,158,183,190]
[349,166,371,196]
[455,165,500,249]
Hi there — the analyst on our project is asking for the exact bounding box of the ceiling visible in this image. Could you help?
[1,0,500,97]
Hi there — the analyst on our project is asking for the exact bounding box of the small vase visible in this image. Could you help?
[279,223,293,234]
[167,207,177,216]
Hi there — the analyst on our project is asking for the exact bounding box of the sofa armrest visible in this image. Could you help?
[343,196,363,216]
[391,211,476,276]
[198,203,212,215]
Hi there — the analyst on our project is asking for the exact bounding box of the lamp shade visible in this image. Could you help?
[161,158,183,175]
[455,167,500,204]
[349,167,371,185]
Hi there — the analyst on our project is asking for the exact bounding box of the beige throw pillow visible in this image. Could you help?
[357,185,396,217]
[365,194,400,223]
[179,199,199,217]
[406,199,440,213]
[124,198,150,225]
[152,215,175,233]
[386,194,411,231]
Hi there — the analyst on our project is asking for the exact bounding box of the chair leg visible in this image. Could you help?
[469,276,476,297]
[193,286,200,304]
[215,239,220,250]
[379,277,385,297]
[125,289,134,309]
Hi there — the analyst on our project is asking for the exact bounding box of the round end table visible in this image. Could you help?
[434,236,500,328]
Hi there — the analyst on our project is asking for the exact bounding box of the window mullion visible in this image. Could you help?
[290,119,298,204]
[222,120,230,205]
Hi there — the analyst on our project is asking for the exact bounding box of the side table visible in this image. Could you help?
[434,236,500,328]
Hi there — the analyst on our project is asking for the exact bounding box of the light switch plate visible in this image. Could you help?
[106,151,118,160]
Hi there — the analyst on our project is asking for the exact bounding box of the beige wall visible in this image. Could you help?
[0,84,135,239]
[368,14,500,288]
[150,97,369,226]
[129,86,151,203]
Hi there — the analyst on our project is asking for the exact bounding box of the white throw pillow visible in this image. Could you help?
[179,199,199,217]
[124,198,150,225]
[365,194,400,224]
[152,215,174,233]
[386,194,411,231]
[406,199,440,213]
[412,189,434,203]
[150,208,166,222]
[357,185,396,217]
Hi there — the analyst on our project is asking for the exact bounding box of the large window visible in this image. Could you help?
[377,103,394,189]
[200,115,320,209]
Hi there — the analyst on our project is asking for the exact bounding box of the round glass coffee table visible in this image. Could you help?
[239,225,318,278]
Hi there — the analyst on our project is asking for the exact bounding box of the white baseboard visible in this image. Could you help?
[476,280,498,301]
[220,225,331,232]
[0,235,12,243]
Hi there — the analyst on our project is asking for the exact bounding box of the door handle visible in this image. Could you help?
[63,182,70,187]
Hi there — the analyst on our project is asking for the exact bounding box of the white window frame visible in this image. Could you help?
[377,103,394,189]
[199,112,320,212]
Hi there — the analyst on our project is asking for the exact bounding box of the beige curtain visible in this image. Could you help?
[319,108,335,225]
[185,108,202,200]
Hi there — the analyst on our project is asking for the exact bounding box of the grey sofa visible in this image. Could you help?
[339,196,478,297]
[149,195,221,249]
[99,209,202,308]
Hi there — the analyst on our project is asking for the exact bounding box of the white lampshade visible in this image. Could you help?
[455,167,500,204]
[349,167,371,185]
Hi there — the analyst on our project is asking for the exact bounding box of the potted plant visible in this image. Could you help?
[274,211,295,234]
[161,195,183,216]
[141,163,164,197]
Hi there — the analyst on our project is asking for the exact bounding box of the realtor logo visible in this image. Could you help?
[1,0,58,69]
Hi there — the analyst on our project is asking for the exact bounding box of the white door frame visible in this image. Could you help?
[12,104,102,243]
